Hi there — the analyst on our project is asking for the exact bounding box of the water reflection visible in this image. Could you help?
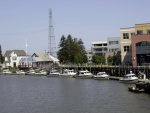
[0,75,150,113]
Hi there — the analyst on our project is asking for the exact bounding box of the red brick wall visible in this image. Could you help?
[132,34,150,66]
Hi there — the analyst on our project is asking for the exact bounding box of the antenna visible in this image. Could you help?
[48,8,56,57]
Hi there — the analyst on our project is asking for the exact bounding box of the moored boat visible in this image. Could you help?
[60,69,76,77]
[75,70,93,79]
[128,81,150,93]
[2,70,12,75]
[36,70,47,76]
[93,72,109,80]
[27,68,36,75]
[119,71,138,83]
[47,70,60,77]
[16,70,26,75]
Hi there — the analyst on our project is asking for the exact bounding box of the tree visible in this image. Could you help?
[0,45,4,64]
[92,55,105,64]
[92,55,97,64]
[107,55,113,65]
[57,35,88,64]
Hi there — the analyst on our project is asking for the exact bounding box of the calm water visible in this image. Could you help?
[0,75,150,113]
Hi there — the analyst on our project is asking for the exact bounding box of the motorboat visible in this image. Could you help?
[27,68,36,75]
[47,70,60,77]
[16,70,26,75]
[93,72,109,80]
[128,82,145,93]
[60,69,76,77]
[75,70,93,79]
[36,70,47,76]
[128,82,150,93]
[2,70,12,75]
[119,71,138,83]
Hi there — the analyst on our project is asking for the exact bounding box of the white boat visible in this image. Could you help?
[119,71,138,83]
[93,72,109,80]
[27,68,36,75]
[60,69,76,77]
[2,70,12,75]
[36,70,47,76]
[16,70,26,75]
[75,70,93,79]
[47,70,60,77]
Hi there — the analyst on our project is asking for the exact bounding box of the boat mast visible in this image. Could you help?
[25,38,29,67]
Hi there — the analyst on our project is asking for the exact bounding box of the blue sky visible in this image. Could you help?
[1,0,150,55]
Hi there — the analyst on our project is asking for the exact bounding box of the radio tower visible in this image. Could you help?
[48,9,56,57]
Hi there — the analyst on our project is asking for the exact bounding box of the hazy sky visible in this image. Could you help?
[1,0,150,55]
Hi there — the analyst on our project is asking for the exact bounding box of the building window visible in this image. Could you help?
[109,41,119,45]
[137,30,143,35]
[131,33,135,36]
[103,44,107,46]
[124,46,129,52]
[147,29,150,34]
[123,33,129,39]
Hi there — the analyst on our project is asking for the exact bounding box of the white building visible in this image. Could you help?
[4,50,27,68]
[91,41,107,56]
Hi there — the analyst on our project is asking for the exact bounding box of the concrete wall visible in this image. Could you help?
[120,27,135,64]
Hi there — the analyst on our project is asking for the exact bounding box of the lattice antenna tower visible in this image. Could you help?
[48,9,56,57]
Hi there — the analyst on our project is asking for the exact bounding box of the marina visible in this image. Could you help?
[0,75,150,113]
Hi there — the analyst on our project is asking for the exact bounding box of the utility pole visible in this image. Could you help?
[48,9,56,57]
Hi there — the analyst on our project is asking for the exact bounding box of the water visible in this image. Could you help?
[0,75,150,113]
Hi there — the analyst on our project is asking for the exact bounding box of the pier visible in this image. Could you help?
[59,64,150,79]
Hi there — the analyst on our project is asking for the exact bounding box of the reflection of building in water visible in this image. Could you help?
[120,23,150,66]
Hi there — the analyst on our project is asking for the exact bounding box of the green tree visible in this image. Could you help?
[0,45,4,64]
[92,55,105,64]
[107,55,113,65]
[57,35,88,64]
[112,52,117,65]
[92,55,97,64]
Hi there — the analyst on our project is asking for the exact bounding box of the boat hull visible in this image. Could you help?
[93,76,109,80]
[60,74,76,78]
[119,79,138,84]
[47,74,59,77]
[128,87,145,93]
[75,75,93,79]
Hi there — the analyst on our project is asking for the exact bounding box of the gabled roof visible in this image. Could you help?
[4,50,26,57]
[49,55,59,62]
[32,52,53,62]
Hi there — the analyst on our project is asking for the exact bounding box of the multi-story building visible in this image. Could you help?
[132,23,150,66]
[120,27,135,65]
[107,37,120,52]
[105,37,121,65]
[120,23,150,66]
[4,50,27,68]
[91,41,107,56]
